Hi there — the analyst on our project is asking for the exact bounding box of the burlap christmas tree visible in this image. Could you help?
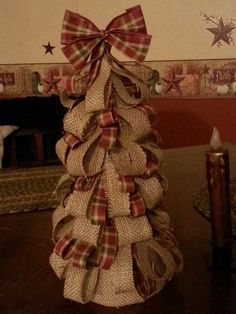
[50,6,183,307]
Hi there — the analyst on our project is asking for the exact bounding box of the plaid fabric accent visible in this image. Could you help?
[72,242,96,268]
[98,110,118,150]
[97,226,118,270]
[63,132,82,149]
[74,175,97,192]
[130,192,145,217]
[54,234,76,259]
[61,6,151,89]
[100,126,118,150]
[144,152,158,177]
[89,178,107,225]
[97,110,116,127]
[119,175,135,193]
[119,175,145,217]
[55,234,97,268]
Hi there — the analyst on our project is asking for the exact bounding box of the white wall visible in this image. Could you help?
[1,0,235,64]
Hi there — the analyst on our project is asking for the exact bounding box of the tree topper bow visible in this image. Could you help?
[61,5,152,91]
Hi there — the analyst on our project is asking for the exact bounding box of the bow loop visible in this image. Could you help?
[61,6,151,90]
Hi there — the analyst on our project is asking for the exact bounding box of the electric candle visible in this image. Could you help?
[206,127,232,267]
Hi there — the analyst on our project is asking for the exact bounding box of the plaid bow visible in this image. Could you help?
[61,5,151,90]
[97,110,118,150]
[119,175,145,217]
[55,227,118,270]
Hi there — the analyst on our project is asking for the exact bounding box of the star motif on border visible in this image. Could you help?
[162,69,185,95]
[207,18,235,46]
[201,64,210,75]
[43,73,61,94]
[43,42,55,54]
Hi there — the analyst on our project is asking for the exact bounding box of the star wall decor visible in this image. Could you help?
[43,42,55,54]
[43,72,61,94]
[162,69,185,95]
[207,18,235,46]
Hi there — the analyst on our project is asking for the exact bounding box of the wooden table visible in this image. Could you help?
[1,144,236,314]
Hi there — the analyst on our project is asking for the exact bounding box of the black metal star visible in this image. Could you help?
[207,18,235,46]
[43,42,55,54]
[43,73,61,94]
[162,69,185,95]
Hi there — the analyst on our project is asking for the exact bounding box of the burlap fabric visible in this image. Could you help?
[50,55,183,307]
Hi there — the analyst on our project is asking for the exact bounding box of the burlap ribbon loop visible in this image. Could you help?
[56,128,105,177]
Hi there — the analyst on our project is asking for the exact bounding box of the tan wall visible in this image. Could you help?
[1,0,235,64]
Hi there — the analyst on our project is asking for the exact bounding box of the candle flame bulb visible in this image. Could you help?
[210,127,222,151]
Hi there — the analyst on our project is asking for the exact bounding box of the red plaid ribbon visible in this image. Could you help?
[72,242,96,268]
[97,226,118,270]
[63,132,83,149]
[119,175,135,194]
[88,178,107,225]
[61,6,151,89]
[74,175,97,192]
[130,192,145,217]
[119,175,145,217]
[55,228,117,270]
[54,234,76,259]
[98,110,118,150]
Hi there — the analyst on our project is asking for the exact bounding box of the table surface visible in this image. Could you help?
[1,144,236,314]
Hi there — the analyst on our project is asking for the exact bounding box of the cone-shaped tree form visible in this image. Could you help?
[50,6,183,307]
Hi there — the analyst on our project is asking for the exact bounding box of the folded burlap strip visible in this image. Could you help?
[103,156,130,217]
[117,106,151,142]
[64,263,100,303]
[110,141,147,176]
[93,244,143,307]
[50,252,69,279]
[134,239,177,282]
[141,141,163,168]
[135,176,164,209]
[85,57,111,113]
[64,185,97,217]
[147,210,184,272]
[63,101,95,139]
[56,128,105,176]
[114,216,152,246]
[52,205,75,241]
[72,217,101,245]
[111,66,150,105]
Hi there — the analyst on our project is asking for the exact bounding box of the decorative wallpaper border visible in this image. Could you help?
[1,58,236,98]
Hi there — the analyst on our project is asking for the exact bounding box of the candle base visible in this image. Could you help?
[207,245,236,272]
